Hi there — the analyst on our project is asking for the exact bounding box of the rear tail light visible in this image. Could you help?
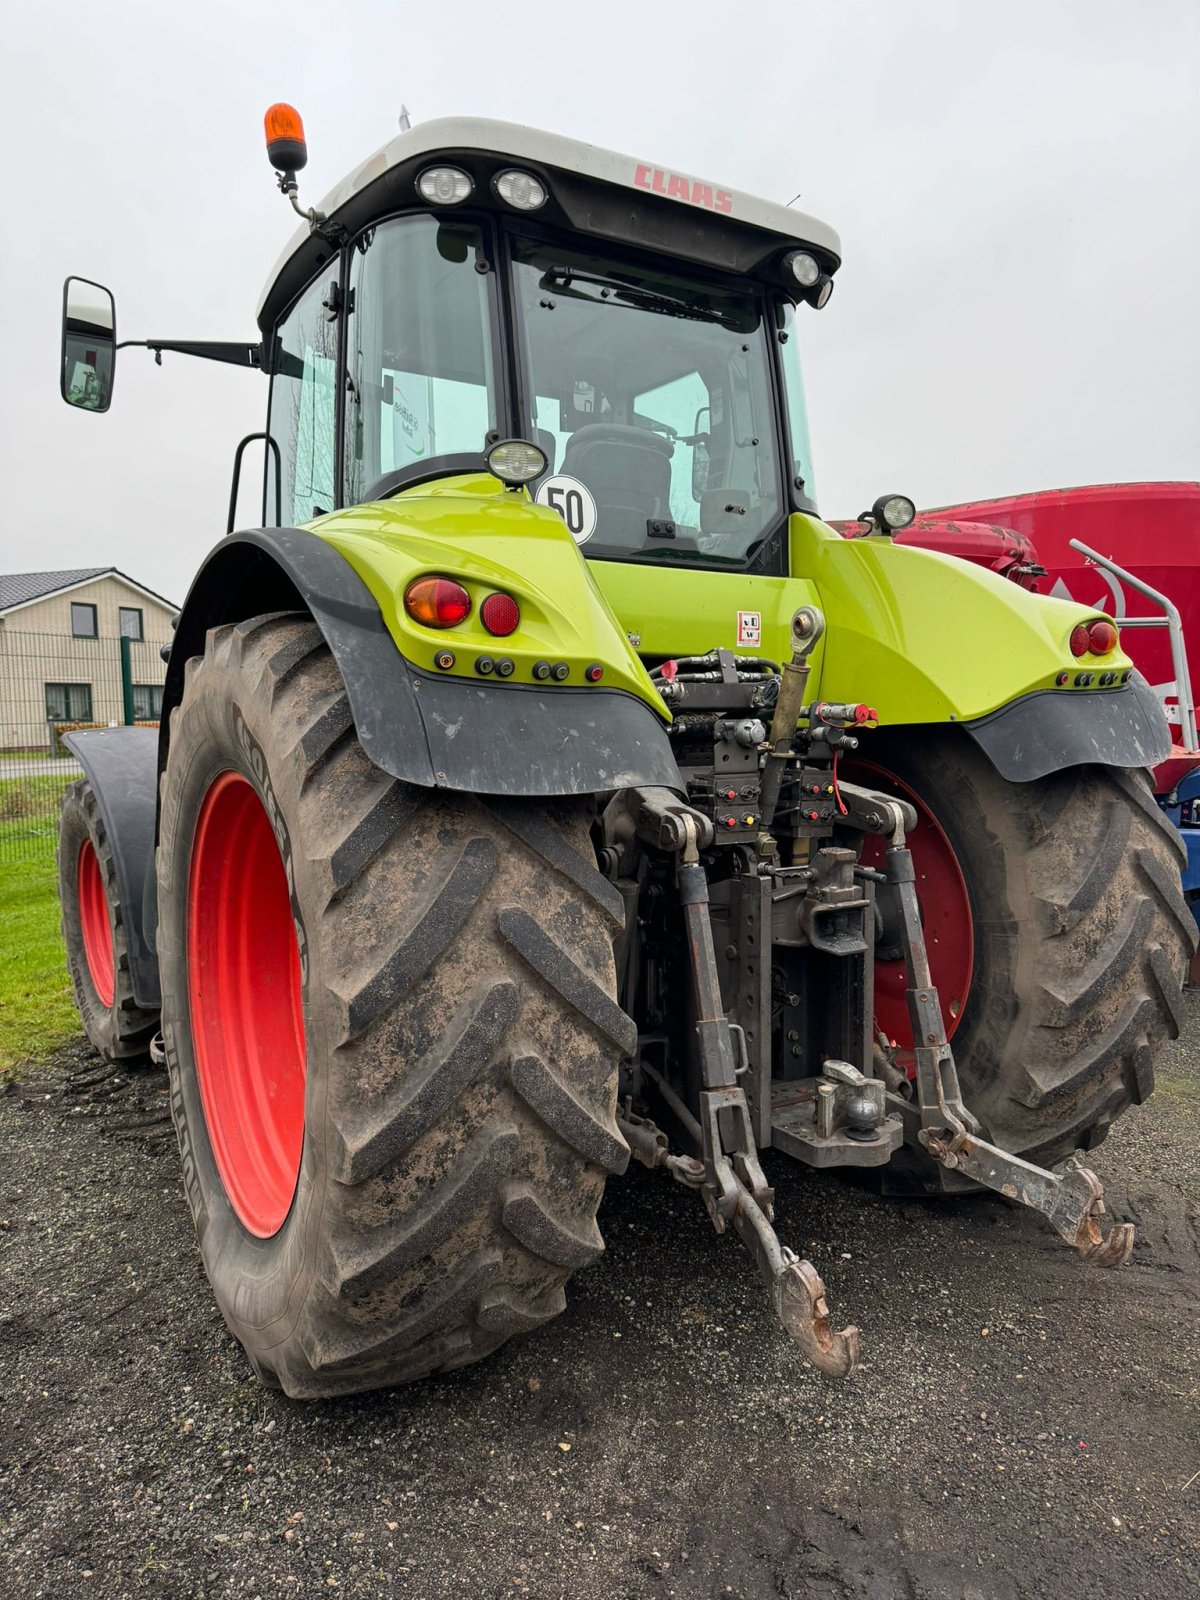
[1070,619,1119,657]
[480,592,520,636]
[1088,619,1118,655]
[404,576,471,628]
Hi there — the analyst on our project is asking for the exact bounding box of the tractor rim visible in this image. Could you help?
[77,838,115,1007]
[847,759,974,1053]
[187,771,306,1238]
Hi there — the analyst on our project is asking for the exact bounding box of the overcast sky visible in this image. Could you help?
[2,0,1195,606]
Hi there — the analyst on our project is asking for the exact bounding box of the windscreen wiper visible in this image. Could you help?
[538,267,751,330]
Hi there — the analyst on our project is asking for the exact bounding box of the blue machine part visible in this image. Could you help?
[1157,764,1200,930]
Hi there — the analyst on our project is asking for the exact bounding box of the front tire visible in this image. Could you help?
[157,614,632,1397]
[853,730,1195,1169]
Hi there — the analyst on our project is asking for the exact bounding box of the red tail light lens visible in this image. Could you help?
[1069,623,1091,657]
[404,577,471,629]
[480,592,520,637]
[1088,619,1118,655]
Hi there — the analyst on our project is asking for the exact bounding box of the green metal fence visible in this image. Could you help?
[0,628,171,864]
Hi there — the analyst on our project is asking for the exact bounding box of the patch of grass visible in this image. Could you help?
[0,775,66,847]
[0,846,78,1075]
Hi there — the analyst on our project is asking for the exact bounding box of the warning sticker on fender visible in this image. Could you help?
[737,610,762,647]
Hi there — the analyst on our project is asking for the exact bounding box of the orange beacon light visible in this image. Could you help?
[264,104,307,174]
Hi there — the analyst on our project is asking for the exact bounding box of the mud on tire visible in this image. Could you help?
[156,613,632,1397]
[57,779,160,1061]
[866,730,1196,1171]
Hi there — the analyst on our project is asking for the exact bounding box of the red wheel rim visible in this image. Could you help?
[77,838,115,1007]
[844,760,974,1054]
[187,771,306,1238]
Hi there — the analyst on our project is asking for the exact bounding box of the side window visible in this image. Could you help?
[343,216,496,504]
[266,271,339,526]
[777,301,816,502]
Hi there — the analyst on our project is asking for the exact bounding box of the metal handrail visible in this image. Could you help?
[1069,538,1198,751]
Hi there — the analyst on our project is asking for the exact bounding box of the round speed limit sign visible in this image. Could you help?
[535,475,598,545]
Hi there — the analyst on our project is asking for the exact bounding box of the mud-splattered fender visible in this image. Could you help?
[162,527,681,798]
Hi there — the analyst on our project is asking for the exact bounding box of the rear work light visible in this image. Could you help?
[1088,619,1118,655]
[417,165,473,205]
[480,592,520,637]
[404,576,471,628]
[494,169,548,211]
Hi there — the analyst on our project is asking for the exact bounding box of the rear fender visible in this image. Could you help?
[162,520,680,798]
[792,516,1169,777]
[62,727,161,1010]
[963,673,1170,781]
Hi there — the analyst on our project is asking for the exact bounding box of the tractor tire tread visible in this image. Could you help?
[157,613,630,1398]
[57,778,159,1061]
[865,731,1194,1173]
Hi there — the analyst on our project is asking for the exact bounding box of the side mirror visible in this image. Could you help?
[61,277,116,412]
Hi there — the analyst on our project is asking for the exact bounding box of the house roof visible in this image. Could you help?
[0,567,178,616]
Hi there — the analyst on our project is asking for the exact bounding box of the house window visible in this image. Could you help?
[45,682,94,722]
[132,684,164,720]
[71,602,98,638]
[119,606,144,640]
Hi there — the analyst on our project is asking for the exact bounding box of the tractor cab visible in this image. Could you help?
[253,115,839,574]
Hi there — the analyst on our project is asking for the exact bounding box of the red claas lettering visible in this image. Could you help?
[634,164,733,213]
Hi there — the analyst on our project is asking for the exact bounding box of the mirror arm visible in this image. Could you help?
[114,339,263,369]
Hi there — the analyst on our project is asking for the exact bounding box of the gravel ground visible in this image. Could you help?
[2,1005,1198,1600]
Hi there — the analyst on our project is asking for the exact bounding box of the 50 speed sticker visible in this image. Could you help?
[536,475,598,544]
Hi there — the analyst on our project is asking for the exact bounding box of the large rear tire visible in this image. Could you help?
[852,730,1195,1170]
[57,779,160,1061]
[157,614,632,1397]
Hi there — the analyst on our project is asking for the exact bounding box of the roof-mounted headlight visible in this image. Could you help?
[494,168,548,211]
[417,165,473,205]
[787,251,821,288]
[786,251,835,310]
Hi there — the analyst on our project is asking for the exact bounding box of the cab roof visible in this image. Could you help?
[257,116,841,332]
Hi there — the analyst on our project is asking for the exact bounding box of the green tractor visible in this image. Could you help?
[56,108,1191,1394]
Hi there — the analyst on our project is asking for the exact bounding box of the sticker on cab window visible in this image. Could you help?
[737,610,762,648]
[536,475,599,545]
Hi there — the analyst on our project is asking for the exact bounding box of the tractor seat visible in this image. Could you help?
[560,423,673,547]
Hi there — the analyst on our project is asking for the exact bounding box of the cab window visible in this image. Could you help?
[512,236,785,570]
[342,216,497,504]
[266,271,338,526]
